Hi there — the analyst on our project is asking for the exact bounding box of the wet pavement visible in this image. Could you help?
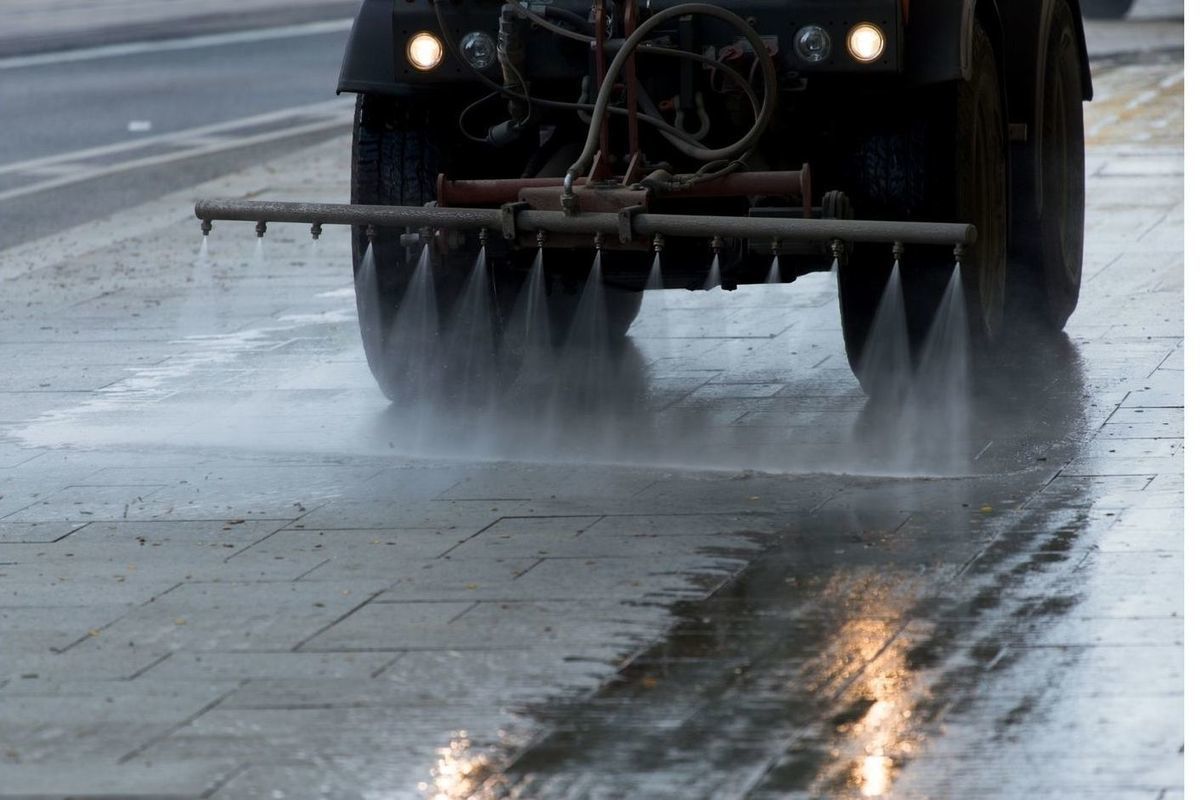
[0,32,1184,800]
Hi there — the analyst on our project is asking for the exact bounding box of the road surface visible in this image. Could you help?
[0,4,1185,799]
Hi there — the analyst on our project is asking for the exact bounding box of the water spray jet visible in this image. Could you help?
[705,235,724,290]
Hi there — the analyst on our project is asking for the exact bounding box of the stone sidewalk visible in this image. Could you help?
[0,51,1184,800]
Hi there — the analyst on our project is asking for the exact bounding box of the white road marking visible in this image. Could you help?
[0,98,350,177]
[0,18,354,70]
[17,163,91,178]
[0,99,353,203]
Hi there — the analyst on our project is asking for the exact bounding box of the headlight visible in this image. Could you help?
[794,25,832,64]
[846,23,886,64]
[406,32,444,72]
[460,31,497,70]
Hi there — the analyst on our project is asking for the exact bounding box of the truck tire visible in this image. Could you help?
[838,22,1007,390]
[1009,0,1086,330]
[1080,0,1133,19]
[352,95,455,401]
[353,95,521,403]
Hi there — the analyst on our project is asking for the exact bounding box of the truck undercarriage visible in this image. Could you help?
[195,0,1090,399]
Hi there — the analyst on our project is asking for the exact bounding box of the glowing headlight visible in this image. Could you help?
[794,25,832,64]
[846,22,886,64]
[406,32,444,72]
[460,31,497,70]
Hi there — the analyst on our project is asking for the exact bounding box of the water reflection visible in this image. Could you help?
[488,335,1088,797]
[859,753,894,796]
[419,732,500,800]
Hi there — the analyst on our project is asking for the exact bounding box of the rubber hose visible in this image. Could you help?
[567,3,778,180]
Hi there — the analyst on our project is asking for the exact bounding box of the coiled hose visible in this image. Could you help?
[565,3,778,192]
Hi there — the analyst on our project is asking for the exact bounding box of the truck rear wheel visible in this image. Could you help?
[1009,0,1086,330]
[351,95,470,401]
[838,22,1007,392]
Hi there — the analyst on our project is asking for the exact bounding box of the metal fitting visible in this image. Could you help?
[478,228,489,248]
[310,223,322,241]
[536,230,547,249]
[652,233,665,253]
[953,243,965,266]
[419,227,433,246]
[711,235,724,253]
[200,219,213,237]
[255,221,267,238]
[366,224,377,243]
[830,238,846,261]
[593,232,604,250]
[892,241,904,260]
[769,237,782,257]
[561,172,579,215]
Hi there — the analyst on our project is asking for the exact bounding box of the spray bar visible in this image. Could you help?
[194,199,976,247]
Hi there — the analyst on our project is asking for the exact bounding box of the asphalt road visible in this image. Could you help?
[0,20,354,252]
[0,6,1186,800]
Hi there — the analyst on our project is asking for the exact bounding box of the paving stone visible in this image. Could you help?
[146,706,518,761]
[236,527,465,580]
[585,513,778,537]
[95,581,388,652]
[0,680,236,763]
[1,483,169,523]
[307,599,662,653]
[141,650,396,681]
[0,759,239,798]
[0,520,85,543]
[439,515,602,558]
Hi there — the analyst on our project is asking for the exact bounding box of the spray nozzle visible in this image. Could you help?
[255,221,267,238]
[310,223,322,241]
[200,219,212,237]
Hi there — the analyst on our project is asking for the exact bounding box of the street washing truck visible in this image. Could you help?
[196,0,1091,400]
